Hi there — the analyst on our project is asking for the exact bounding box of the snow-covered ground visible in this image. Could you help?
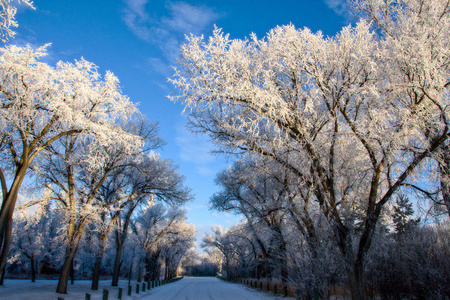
[0,277,293,300]
[137,277,292,300]
[0,279,157,300]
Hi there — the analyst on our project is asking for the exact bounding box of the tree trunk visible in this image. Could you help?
[111,237,124,286]
[112,204,137,286]
[128,261,133,286]
[91,236,107,290]
[0,176,26,276]
[70,259,74,285]
[56,255,74,293]
[150,251,161,281]
[0,218,12,285]
[346,260,366,300]
[145,253,156,281]
[0,162,28,274]
[56,242,78,294]
[273,225,288,283]
[91,253,102,290]
[439,143,450,218]
[165,256,170,280]
[332,221,368,300]
[0,264,5,285]
[137,262,142,283]
[144,253,151,282]
[30,256,36,282]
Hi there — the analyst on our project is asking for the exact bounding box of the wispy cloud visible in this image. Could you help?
[122,0,152,41]
[122,0,219,74]
[324,0,354,21]
[161,2,217,35]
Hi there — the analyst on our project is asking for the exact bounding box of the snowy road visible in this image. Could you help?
[140,277,285,300]
[0,277,291,299]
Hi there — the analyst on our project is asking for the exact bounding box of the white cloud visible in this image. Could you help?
[324,0,353,20]
[122,0,219,74]
[161,2,217,36]
[122,0,152,41]
[124,0,149,20]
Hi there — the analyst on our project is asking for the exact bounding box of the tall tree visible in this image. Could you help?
[350,0,450,220]
[211,159,290,281]
[110,153,192,286]
[90,119,163,290]
[38,118,143,294]
[170,2,450,297]
[0,44,140,280]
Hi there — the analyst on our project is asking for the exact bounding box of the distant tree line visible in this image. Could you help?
[182,254,218,277]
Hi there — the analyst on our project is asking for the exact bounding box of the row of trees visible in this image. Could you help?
[9,196,196,287]
[202,158,450,298]
[0,0,195,294]
[0,44,195,294]
[170,0,450,299]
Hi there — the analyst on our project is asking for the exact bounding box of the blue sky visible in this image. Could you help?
[11,0,351,251]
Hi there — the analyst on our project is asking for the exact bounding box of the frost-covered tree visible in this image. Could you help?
[182,251,219,276]
[211,157,342,297]
[38,119,144,294]
[90,119,163,290]
[0,44,140,281]
[0,0,34,42]
[170,1,450,298]
[159,218,196,279]
[202,224,256,280]
[350,0,450,220]
[132,205,189,281]
[211,159,291,281]
[9,196,51,282]
[110,153,192,286]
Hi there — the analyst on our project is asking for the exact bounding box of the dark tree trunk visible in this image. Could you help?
[56,243,78,294]
[273,224,288,283]
[347,260,366,300]
[111,236,124,286]
[165,256,170,280]
[439,143,450,218]
[137,262,142,283]
[144,253,151,282]
[112,206,134,287]
[91,251,103,290]
[0,218,12,286]
[57,254,74,293]
[0,165,27,275]
[146,251,161,281]
[0,264,5,285]
[337,226,367,300]
[91,235,108,290]
[70,259,74,285]
[30,256,36,282]
[128,261,133,286]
